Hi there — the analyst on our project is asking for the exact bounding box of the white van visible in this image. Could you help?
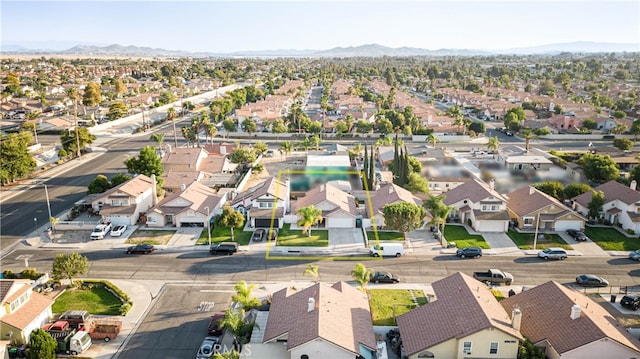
[70,330,92,355]
[369,243,404,257]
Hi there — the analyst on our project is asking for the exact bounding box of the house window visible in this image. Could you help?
[490,342,498,354]
[491,205,499,211]
[463,341,472,354]
[258,202,273,209]
[147,216,157,223]
[112,199,129,206]
[523,217,534,227]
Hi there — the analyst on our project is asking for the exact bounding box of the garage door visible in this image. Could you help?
[327,217,354,228]
[476,220,507,232]
[255,218,279,228]
[554,220,581,231]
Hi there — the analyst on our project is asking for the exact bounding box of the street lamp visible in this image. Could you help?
[33,217,38,233]
[204,207,211,246]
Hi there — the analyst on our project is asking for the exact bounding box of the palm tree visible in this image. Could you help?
[426,133,439,148]
[296,205,323,236]
[218,309,257,351]
[181,125,193,148]
[487,136,499,153]
[191,117,202,147]
[232,280,262,310]
[520,128,537,151]
[303,264,320,282]
[279,141,293,159]
[425,194,454,247]
[351,263,374,292]
[200,114,211,144]
[213,351,240,359]
[150,133,165,152]
[205,123,217,144]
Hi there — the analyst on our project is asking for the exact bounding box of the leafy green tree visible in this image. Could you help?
[223,118,236,138]
[303,264,320,281]
[215,206,245,241]
[213,351,240,359]
[533,181,564,200]
[376,117,394,135]
[29,328,57,359]
[114,78,126,97]
[588,190,605,219]
[271,118,288,135]
[110,173,132,187]
[232,280,262,310]
[383,202,426,240]
[518,337,546,359]
[52,252,89,285]
[158,91,177,105]
[405,172,429,194]
[582,118,598,130]
[125,146,164,182]
[538,79,556,97]
[60,127,96,158]
[630,119,640,142]
[296,205,323,236]
[335,120,349,134]
[351,263,374,292]
[425,194,453,245]
[253,141,268,155]
[468,121,485,135]
[150,133,165,151]
[87,174,111,194]
[356,119,373,133]
[82,82,102,106]
[242,118,257,135]
[0,131,36,185]
[613,138,633,151]
[563,183,592,200]
[578,153,620,183]
[107,101,128,121]
[427,133,439,148]
[613,110,627,119]
[230,146,257,164]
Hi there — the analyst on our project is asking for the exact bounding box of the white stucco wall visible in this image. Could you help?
[290,338,357,359]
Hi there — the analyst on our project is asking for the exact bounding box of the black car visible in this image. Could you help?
[126,244,155,254]
[370,271,400,284]
[567,229,588,241]
[620,295,640,310]
[575,274,609,287]
[209,242,238,255]
[456,246,483,259]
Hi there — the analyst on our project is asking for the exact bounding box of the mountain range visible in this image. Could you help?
[2,42,638,57]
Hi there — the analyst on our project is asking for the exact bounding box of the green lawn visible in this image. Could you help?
[584,227,640,251]
[126,230,176,245]
[507,229,571,250]
[369,289,428,326]
[367,230,404,241]
[197,226,252,246]
[276,224,328,247]
[52,285,122,315]
[443,225,490,249]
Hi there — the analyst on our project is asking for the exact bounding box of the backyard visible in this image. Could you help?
[584,226,640,251]
[276,224,328,247]
[507,229,571,250]
[126,229,176,245]
[443,225,490,249]
[52,283,123,315]
[368,289,428,326]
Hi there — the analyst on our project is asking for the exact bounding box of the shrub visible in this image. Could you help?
[20,268,43,280]
[627,229,635,235]
[2,270,16,279]
[119,303,131,315]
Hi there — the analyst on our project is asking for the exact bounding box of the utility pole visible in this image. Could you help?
[44,184,53,232]
[141,105,147,132]
[74,98,81,158]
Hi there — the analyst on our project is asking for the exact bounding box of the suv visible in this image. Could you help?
[620,295,640,310]
[566,229,588,241]
[90,223,112,240]
[209,242,238,255]
[537,247,568,260]
[456,246,483,259]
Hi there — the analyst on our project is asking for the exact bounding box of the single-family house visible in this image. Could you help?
[250,281,377,359]
[501,281,640,358]
[92,174,156,226]
[572,180,640,232]
[231,177,290,229]
[0,280,54,345]
[397,272,522,359]
[146,181,225,227]
[507,186,585,231]
[443,179,511,232]
[367,183,423,229]
[294,183,358,228]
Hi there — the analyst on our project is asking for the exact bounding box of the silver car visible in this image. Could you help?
[537,247,568,260]
[629,249,640,261]
[196,336,219,359]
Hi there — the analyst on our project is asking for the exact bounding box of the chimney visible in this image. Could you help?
[511,308,522,331]
[180,184,187,191]
[307,297,315,312]
[570,304,581,320]
[631,180,637,191]
[529,186,535,195]
[150,174,158,206]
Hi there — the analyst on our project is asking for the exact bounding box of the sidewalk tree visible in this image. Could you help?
[205,123,217,144]
[215,206,245,241]
[0,131,36,185]
[29,328,57,359]
[60,127,96,158]
[383,202,427,241]
[426,133,439,148]
[241,118,257,135]
[149,133,165,151]
[405,172,429,194]
[351,263,374,292]
[296,205,323,236]
[578,153,619,183]
[87,174,111,194]
[253,141,268,156]
[52,252,89,286]
[232,280,261,310]
[229,146,257,164]
[425,194,453,245]
[303,264,320,281]
[107,101,128,121]
[487,136,499,152]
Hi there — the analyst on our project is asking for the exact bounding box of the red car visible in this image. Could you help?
[207,312,225,336]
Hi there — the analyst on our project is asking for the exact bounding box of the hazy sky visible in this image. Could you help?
[2,0,639,52]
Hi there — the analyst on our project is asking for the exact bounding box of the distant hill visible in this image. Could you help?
[1,41,638,58]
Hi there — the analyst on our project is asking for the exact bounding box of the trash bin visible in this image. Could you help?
[611,295,617,303]
[8,348,17,359]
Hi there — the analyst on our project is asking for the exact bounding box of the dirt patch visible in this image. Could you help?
[125,229,176,245]
[52,230,93,243]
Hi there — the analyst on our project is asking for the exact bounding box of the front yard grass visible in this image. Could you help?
[443,225,490,248]
[507,229,571,250]
[52,284,122,315]
[196,226,252,246]
[369,289,428,326]
[276,224,328,247]
[584,226,640,251]
[367,230,404,241]
[126,229,176,245]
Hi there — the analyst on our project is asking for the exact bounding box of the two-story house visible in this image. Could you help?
[0,280,54,345]
[92,174,156,226]
[146,181,226,228]
[442,179,510,232]
[507,186,585,232]
[572,180,640,232]
[231,177,290,229]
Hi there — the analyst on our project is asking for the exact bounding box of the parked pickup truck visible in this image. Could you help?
[473,269,514,285]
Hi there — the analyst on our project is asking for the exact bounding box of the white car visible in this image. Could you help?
[196,336,219,359]
[90,223,112,240]
[110,225,127,237]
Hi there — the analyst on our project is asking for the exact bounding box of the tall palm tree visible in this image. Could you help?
[296,205,323,236]
[149,133,165,153]
[218,309,257,351]
[487,136,499,152]
[206,123,217,144]
[191,117,202,147]
[181,125,193,148]
[279,141,293,159]
[520,128,537,151]
[232,280,261,310]
[200,114,211,144]
[427,133,439,148]
[351,263,374,292]
[303,264,320,282]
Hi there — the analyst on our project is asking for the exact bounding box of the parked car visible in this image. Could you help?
[456,246,483,259]
[126,244,155,254]
[537,247,568,260]
[209,242,238,255]
[110,225,127,237]
[566,229,588,241]
[90,223,112,240]
[252,229,266,242]
[196,336,219,359]
[207,312,225,336]
[629,249,640,261]
[620,295,640,310]
[370,271,400,284]
[575,274,609,287]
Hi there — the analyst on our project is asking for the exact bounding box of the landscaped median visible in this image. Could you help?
[506,229,571,250]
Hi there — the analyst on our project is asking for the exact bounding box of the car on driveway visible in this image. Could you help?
[196,336,219,359]
[566,229,588,241]
[207,312,225,336]
[370,271,400,283]
[537,247,568,260]
[90,223,112,240]
[575,274,609,287]
[110,225,128,237]
[126,244,155,254]
[252,229,266,242]
[456,246,483,259]
[629,249,640,261]
[620,295,640,310]
[209,242,238,255]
